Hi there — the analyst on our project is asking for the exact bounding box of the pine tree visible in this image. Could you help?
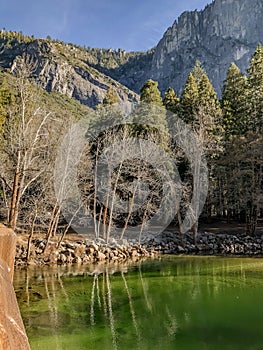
[180,72,199,124]
[103,86,119,105]
[140,79,163,107]
[191,60,206,85]
[163,86,180,131]
[247,43,263,131]
[132,79,168,144]
[180,63,222,144]
[179,62,223,229]
[198,73,222,137]
[222,63,248,136]
[217,47,263,235]
[163,87,180,114]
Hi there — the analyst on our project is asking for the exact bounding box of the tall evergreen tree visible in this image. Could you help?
[132,79,168,130]
[179,62,223,230]
[191,60,206,85]
[180,62,222,146]
[216,47,263,235]
[222,63,248,136]
[163,86,180,131]
[247,43,263,131]
[140,79,163,107]
[198,73,222,119]
[180,73,199,124]
[177,60,223,143]
[163,87,180,114]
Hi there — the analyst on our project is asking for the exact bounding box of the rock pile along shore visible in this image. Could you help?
[15,231,263,267]
[15,237,157,267]
[144,231,263,256]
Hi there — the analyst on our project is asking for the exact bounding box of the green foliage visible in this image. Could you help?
[132,80,168,136]
[247,43,263,131]
[163,87,180,114]
[0,29,34,44]
[215,45,263,233]
[140,79,163,107]
[180,72,199,123]
[248,44,263,91]
[180,62,222,141]
[222,63,248,136]
[0,71,91,139]
[131,103,168,133]
[103,86,119,105]
[179,63,223,222]
[0,76,15,132]
[199,74,221,114]
[191,60,206,85]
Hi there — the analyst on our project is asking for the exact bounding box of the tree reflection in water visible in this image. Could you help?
[14,257,263,350]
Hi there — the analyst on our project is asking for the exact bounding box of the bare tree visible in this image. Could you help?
[1,55,54,230]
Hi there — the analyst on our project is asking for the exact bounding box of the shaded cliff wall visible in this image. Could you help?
[150,0,263,94]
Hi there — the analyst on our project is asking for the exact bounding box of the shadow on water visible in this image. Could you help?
[14,256,263,350]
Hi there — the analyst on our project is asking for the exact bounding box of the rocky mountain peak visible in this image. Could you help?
[149,0,263,95]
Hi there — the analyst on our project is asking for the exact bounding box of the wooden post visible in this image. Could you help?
[0,224,31,350]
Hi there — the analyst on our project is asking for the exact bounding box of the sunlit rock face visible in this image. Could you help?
[148,0,263,95]
[0,39,139,110]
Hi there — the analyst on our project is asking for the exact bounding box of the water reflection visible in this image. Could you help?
[14,257,263,350]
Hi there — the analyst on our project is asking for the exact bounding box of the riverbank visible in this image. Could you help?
[15,235,158,267]
[15,230,263,267]
[144,230,263,255]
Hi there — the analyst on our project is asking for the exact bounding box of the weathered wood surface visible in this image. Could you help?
[0,225,30,350]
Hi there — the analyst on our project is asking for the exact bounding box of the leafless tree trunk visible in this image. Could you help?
[26,212,37,261]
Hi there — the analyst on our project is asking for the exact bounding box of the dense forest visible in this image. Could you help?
[0,41,262,248]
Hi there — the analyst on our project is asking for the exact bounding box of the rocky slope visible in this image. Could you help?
[0,33,139,110]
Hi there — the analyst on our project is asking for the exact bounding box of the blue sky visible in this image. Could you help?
[1,0,210,52]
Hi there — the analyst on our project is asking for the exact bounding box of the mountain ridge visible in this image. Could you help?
[0,31,139,110]
[100,0,262,96]
[148,0,263,94]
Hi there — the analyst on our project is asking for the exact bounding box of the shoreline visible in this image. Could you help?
[15,230,263,267]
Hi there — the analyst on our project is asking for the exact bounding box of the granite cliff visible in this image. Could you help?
[149,0,263,94]
[97,0,263,95]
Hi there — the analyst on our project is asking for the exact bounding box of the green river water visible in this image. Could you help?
[14,256,263,350]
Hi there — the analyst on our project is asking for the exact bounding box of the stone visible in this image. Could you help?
[58,253,67,264]
[177,245,185,253]
[130,250,138,258]
[66,254,74,264]
[96,251,106,261]
[82,255,91,263]
[73,256,82,264]
[74,244,86,258]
